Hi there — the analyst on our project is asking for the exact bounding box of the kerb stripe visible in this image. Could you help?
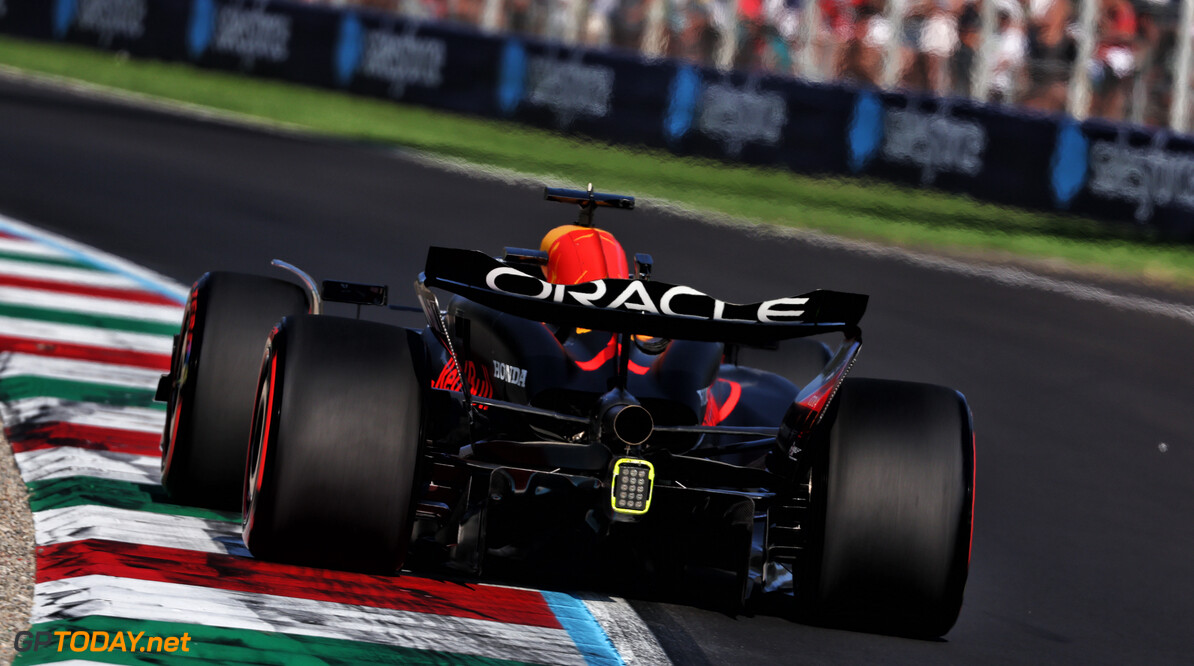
[35,576,588,665]
[0,335,169,370]
[38,539,563,629]
[9,422,162,457]
[0,274,180,307]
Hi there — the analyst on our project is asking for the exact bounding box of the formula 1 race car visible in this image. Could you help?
[156,186,975,637]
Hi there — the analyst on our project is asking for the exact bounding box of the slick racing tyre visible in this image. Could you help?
[737,338,833,391]
[242,314,425,574]
[803,378,975,638]
[161,272,308,510]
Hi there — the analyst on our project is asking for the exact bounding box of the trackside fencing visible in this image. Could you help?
[3,0,1192,239]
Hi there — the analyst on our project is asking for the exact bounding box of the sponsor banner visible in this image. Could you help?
[1049,120,1194,239]
[663,65,796,162]
[333,12,500,113]
[845,91,1057,211]
[53,0,149,47]
[182,0,333,84]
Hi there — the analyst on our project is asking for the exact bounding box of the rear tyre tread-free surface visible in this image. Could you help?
[161,271,308,511]
[801,377,975,638]
[242,314,426,574]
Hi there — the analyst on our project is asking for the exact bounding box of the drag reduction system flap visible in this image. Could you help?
[421,247,867,345]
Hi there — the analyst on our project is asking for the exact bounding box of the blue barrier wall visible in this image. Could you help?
[4,0,1192,239]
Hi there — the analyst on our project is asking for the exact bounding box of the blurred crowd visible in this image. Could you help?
[314,0,1193,128]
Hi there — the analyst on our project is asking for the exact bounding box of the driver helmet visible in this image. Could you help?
[540,225,629,285]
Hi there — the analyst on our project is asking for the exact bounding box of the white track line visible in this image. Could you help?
[580,593,671,666]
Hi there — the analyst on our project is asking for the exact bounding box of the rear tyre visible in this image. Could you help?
[242,315,425,574]
[161,272,308,510]
[803,378,974,638]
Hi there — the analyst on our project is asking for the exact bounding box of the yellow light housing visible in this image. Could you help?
[611,458,654,515]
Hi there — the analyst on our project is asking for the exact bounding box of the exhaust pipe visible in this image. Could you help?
[602,403,654,447]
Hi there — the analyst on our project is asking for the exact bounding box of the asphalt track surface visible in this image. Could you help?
[1,75,1192,664]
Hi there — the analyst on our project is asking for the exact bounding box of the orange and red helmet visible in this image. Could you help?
[539,225,629,285]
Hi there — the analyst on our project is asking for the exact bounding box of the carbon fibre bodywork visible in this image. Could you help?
[406,246,866,601]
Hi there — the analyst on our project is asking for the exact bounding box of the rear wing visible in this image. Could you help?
[421,247,867,345]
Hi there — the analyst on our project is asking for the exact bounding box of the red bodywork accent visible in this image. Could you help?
[572,335,649,375]
[432,359,494,401]
[702,378,742,426]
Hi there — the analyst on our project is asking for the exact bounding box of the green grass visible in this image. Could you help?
[3,34,1193,287]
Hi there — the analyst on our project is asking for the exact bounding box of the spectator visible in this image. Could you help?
[734,0,768,68]
[316,0,1192,133]
[951,0,981,96]
[668,0,719,65]
[839,0,890,86]
[815,0,857,80]
[988,0,1027,102]
[1088,0,1137,120]
[584,0,620,46]
[760,0,801,73]
[920,0,960,94]
[1022,0,1076,112]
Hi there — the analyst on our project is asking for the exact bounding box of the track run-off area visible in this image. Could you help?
[0,74,1192,664]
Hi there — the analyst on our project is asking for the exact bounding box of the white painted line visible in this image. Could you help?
[0,315,172,354]
[579,593,670,666]
[35,576,588,666]
[0,396,165,434]
[15,447,160,485]
[0,352,164,389]
[0,236,71,259]
[0,285,182,323]
[34,506,242,554]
